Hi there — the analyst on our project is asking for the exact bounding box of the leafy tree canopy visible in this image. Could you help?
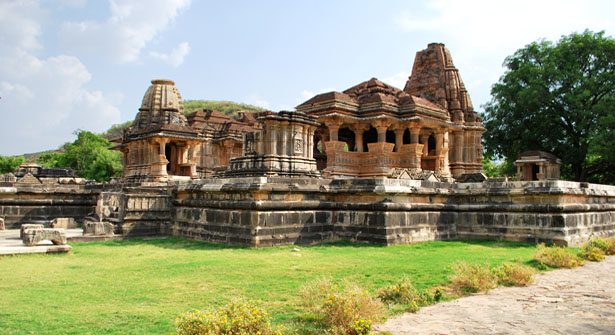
[0,155,25,174]
[482,30,615,184]
[38,130,122,182]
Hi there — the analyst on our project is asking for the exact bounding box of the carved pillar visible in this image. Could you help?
[281,122,289,156]
[410,126,421,144]
[324,118,344,142]
[434,131,443,171]
[394,128,405,152]
[351,124,369,152]
[420,134,429,156]
[308,128,315,159]
[150,138,169,179]
[268,122,277,155]
[372,119,391,143]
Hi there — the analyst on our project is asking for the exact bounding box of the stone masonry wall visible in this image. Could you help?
[172,178,615,247]
[0,184,100,229]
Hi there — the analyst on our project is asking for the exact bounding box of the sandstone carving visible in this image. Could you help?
[20,224,44,239]
[83,221,114,236]
[51,218,77,229]
[22,228,67,246]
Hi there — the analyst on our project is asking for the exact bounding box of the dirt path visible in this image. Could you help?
[375,256,615,335]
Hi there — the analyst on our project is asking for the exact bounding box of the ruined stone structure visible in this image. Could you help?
[1,43,614,248]
[112,80,264,182]
[297,43,483,179]
[515,151,562,181]
[222,111,320,177]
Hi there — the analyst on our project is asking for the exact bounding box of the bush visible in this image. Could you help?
[448,262,498,294]
[494,262,535,287]
[377,277,440,313]
[533,243,584,268]
[175,298,284,335]
[301,278,384,335]
[580,237,611,262]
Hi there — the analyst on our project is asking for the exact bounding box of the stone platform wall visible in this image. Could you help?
[0,184,100,229]
[2,177,613,247]
[172,178,615,247]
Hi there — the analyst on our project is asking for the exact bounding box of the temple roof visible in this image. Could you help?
[296,77,445,113]
[128,79,196,138]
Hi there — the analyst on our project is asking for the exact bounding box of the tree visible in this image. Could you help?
[38,130,123,182]
[482,30,615,184]
[0,155,25,174]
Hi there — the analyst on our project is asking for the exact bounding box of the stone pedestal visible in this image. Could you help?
[83,222,114,236]
[22,228,67,246]
[399,144,424,169]
[367,142,395,153]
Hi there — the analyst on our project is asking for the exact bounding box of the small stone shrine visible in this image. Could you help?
[222,111,320,177]
[514,151,562,181]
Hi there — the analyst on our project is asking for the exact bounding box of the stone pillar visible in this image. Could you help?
[373,119,391,143]
[434,131,444,172]
[307,127,316,159]
[454,131,464,163]
[351,124,369,152]
[281,122,289,156]
[394,128,405,152]
[324,118,344,142]
[420,134,429,156]
[410,126,421,144]
[150,138,169,179]
[268,122,277,155]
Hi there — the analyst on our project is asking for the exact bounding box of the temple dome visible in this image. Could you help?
[132,79,188,131]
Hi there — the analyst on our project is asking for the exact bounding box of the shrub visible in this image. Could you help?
[175,298,284,335]
[300,278,384,335]
[580,237,615,262]
[448,262,498,294]
[533,243,584,268]
[377,277,440,313]
[494,262,535,287]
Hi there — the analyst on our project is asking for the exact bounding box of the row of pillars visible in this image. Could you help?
[266,121,316,159]
[323,118,447,157]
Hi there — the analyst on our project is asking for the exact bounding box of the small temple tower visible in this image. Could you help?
[114,79,202,182]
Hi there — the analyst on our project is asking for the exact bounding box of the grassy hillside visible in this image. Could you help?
[99,100,266,140]
[12,100,267,160]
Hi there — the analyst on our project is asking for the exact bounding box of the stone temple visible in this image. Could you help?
[1,43,614,247]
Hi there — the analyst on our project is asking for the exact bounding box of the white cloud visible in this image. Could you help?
[59,0,191,63]
[149,42,191,67]
[297,88,336,104]
[394,0,615,108]
[381,72,410,90]
[244,94,271,109]
[0,1,121,156]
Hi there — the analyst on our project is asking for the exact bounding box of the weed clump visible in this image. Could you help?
[533,243,584,268]
[580,237,615,262]
[493,262,535,287]
[301,278,384,335]
[448,262,498,294]
[175,298,284,335]
[377,276,441,312]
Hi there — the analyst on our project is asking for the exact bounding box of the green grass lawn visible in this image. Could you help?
[0,238,539,334]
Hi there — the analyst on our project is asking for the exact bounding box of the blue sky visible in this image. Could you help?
[1,0,614,156]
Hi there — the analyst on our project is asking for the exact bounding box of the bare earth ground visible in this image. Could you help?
[375,256,615,335]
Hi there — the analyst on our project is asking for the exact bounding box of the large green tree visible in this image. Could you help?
[483,30,615,183]
[38,130,123,182]
[0,155,25,174]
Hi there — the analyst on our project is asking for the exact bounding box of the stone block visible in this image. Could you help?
[22,228,67,246]
[51,217,77,229]
[83,221,114,236]
[20,224,45,239]
[0,217,4,231]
